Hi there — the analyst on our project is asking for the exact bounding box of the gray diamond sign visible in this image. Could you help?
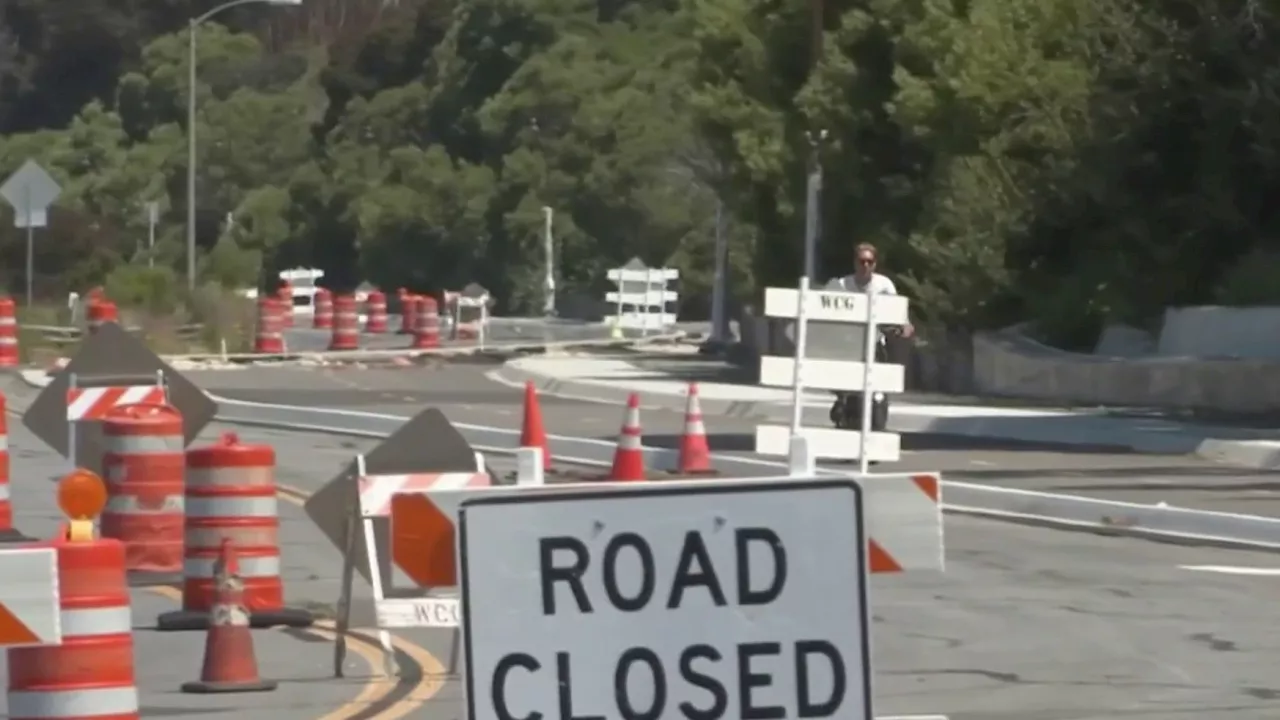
[0,160,62,228]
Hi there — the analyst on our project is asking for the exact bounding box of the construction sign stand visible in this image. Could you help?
[304,407,492,679]
[333,451,489,677]
[65,369,166,472]
[23,322,217,478]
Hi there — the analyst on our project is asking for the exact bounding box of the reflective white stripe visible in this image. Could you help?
[65,389,103,419]
[62,606,132,636]
[105,434,183,453]
[187,466,274,487]
[185,555,281,578]
[7,687,139,717]
[617,433,642,450]
[0,316,16,326]
[0,483,8,501]
[0,434,8,451]
[186,527,278,547]
[0,337,17,346]
[687,419,706,434]
[104,494,184,514]
[120,385,161,404]
[214,604,251,626]
[185,496,277,518]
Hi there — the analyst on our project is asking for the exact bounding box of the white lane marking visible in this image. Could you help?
[1179,565,1280,576]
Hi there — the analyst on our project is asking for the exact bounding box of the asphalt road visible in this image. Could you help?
[5,369,1280,718]
[190,364,1280,517]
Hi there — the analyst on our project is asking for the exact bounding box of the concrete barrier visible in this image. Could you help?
[735,306,1280,413]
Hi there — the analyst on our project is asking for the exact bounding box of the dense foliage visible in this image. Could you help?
[1,0,1278,343]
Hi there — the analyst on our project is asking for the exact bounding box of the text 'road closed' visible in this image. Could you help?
[460,484,870,720]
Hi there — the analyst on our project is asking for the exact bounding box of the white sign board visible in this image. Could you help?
[0,546,62,648]
[0,160,62,229]
[755,282,909,464]
[459,479,873,720]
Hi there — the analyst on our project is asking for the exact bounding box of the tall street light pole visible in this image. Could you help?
[187,0,303,292]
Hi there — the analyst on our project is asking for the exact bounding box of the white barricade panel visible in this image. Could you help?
[756,424,902,462]
[764,286,909,324]
[604,263,680,331]
[759,355,905,393]
[757,280,909,462]
[375,596,462,629]
[0,546,61,648]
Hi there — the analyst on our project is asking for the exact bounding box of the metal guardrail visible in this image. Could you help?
[22,323,204,345]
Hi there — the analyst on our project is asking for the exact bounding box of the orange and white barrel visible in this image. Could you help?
[328,294,360,351]
[312,288,333,329]
[365,290,388,333]
[253,298,284,354]
[6,533,139,720]
[276,283,294,328]
[398,292,418,335]
[101,403,184,582]
[0,296,19,367]
[413,297,440,349]
[156,434,311,630]
[87,300,119,334]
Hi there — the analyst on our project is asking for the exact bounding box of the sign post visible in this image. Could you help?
[457,478,874,720]
[0,160,63,306]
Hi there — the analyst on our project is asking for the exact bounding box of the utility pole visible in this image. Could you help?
[709,200,730,345]
[802,130,827,281]
[541,206,556,317]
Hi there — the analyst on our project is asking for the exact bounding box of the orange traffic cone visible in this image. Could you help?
[181,540,278,694]
[609,393,646,481]
[678,383,713,474]
[520,381,551,470]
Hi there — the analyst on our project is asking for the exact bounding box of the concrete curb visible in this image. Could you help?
[492,362,1280,469]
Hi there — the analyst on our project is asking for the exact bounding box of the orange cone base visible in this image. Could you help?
[181,677,278,694]
[157,606,315,632]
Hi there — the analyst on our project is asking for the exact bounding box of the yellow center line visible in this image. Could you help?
[142,483,445,720]
[275,483,447,720]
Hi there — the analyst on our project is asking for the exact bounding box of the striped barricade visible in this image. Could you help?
[331,459,490,677]
[64,370,168,472]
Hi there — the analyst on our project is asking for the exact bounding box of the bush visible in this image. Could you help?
[104,265,183,316]
[1215,248,1280,306]
[189,283,257,354]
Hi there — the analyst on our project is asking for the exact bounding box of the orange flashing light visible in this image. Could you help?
[57,469,108,542]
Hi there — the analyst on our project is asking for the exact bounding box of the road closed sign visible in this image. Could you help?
[457,478,873,720]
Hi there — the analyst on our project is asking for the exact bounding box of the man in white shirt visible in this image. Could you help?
[831,242,914,338]
[828,242,912,432]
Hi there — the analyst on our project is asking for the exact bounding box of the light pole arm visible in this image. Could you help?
[193,0,280,26]
[186,0,300,291]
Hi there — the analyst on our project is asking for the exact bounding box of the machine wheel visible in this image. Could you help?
[830,398,848,429]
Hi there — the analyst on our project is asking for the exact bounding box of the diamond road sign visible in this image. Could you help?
[0,160,62,229]
[305,407,480,585]
[23,323,217,475]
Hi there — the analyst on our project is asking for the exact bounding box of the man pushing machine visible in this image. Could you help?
[827,242,913,431]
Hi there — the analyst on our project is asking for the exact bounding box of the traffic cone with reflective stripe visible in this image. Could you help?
[520,382,551,471]
[182,540,277,694]
[677,383,713,474]
[609,393,646,481]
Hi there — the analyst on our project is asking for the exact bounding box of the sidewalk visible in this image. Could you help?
[496,354,1280,470]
